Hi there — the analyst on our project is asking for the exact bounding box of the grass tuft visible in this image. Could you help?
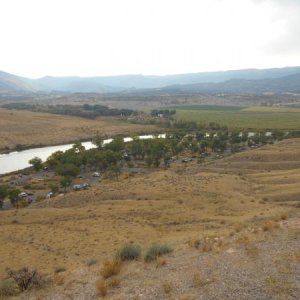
[100,259,122,279]
[96,279,107,297]
[145,244,173,262]
[162,281,173,294]
[86,258,98,266]
[118,244,141,261]
[0,279,18,297]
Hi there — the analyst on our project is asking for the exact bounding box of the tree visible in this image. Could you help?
[55,163,80,177]
[105,136,125,152]
[29,157,43,171]
[107,165,121,181]
[93,134,105,148]
[72,142,85,153]
[9,188,20,207]
[60,176,72,192]
[49,184,59,194]
[0,185,8,209]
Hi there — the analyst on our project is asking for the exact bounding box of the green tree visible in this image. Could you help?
[72,142,85,153]
[29,157,43,171]
[0,185,8,209]
[93,134,104,148]
[60,176,72,192]
[49,184,59,194]
[55,163,80,177]
[107,164,121,181]
[9,188,20,207]
[105,136,125,152]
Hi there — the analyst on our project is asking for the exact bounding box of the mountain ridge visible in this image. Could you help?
[1,66,300,94]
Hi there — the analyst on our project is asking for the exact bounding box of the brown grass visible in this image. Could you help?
[100,260,122,279]
[96,279,108,297]
[53,274,65,286]
[262,221,280,232]
[0,138,299,282]
[0,108,157,151]
[162,281,173,294]
[192,273,215,288]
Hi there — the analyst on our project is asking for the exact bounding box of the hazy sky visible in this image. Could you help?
[0,0,299,78]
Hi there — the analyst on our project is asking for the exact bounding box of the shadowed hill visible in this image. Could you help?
[1,66,300,94]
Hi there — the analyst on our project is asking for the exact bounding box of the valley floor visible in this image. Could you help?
[0,108,156,152]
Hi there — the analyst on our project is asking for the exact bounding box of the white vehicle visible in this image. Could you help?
[73,184,83,191]
[46,192,54,199]
[18,192,27,198]
[93,172,101,177]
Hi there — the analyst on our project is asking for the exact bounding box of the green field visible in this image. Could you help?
[170,105,300,130]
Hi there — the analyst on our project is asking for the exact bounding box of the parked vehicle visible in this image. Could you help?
[18,192,27,198]
[46,192,54,199]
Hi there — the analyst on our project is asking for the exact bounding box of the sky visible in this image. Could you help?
[0,0,299,78]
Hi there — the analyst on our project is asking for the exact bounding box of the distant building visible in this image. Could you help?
[265,132,272,137]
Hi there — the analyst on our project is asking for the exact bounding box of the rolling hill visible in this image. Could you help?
[1,66,300,94]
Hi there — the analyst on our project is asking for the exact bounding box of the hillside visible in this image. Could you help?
[0,71,34,93]
[159,73,300,94]
[1,66,300,94]
[0,139,299,299]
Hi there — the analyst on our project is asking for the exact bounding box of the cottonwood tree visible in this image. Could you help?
[29,157,43,171]
[0,185,8,209]
[9,188,21,207]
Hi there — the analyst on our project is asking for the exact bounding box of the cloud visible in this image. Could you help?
[252,0,300,55]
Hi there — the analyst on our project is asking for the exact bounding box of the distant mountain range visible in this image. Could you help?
[1,66,300,94]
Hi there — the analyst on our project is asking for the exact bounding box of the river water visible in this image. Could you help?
[0,134,165,175]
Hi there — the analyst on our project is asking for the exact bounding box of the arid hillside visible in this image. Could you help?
[0,108,156,151]
[0,139,299,299]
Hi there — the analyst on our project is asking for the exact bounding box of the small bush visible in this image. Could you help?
[0,279,18,296]
[118,245,141,261]
[201,239,214,252]
[96,280,107,297]
[188,239,201,249]
[280,214,288,220]
[162,281,173,294]
[7,267,43,291]
[262,221,279,232]
[86,258,98,266]
[145,244,173,262]
[100,260,122,279]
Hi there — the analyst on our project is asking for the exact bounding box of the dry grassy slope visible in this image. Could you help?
[0,108,156,150]
[0,139,299,299]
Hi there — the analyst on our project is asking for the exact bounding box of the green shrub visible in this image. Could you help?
[118,245,141,261]
[86,258,98,266]
[145,244,173,262]
[0,279,18,296]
